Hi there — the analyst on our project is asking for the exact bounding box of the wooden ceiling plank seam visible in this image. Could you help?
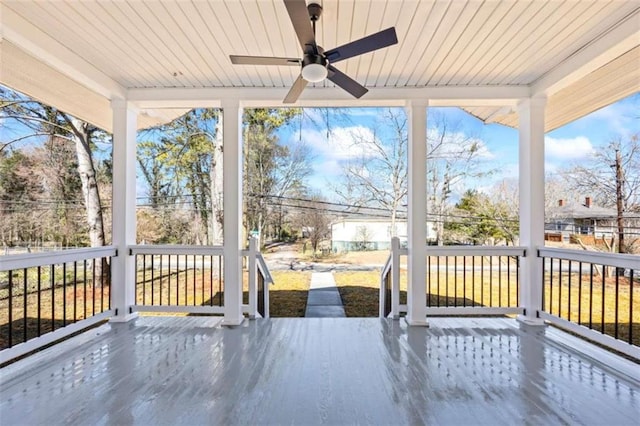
[487,0,570,86]
[43,1,146,88]
[94,1,176,87]
[465,1,544,85]
[498,1,608,86]
[382,0,424,87]
[402,1,455,87]
[115,0,202,87]
[145,0,211,87]
[254,0,290,87]
[427,0,491,86]
[165,1,227,87]
[390,0,441,87]
[246,0,288,87]
[2,41,113,131]
[271,0,301,85]
[410,1,472,86]
[370,0,405,87]
[184,0,244,87]
[109,1,194,87]
[552,52,640,101]
[444,1,517,86]
[216,1,266,87]
[345,0,367,81]
[555,73,640,110]
[460,1,534,86]
[495,0,586,85]
[362,0,389,86]
[7,1,144,89]
[548,88,639,130]
[146,1,210,87]
[525,2,637,86]
[352,0,374,85]
[1,5,126,99]
[483,0,566,85]
[328,0,355,88]
[231,1,279,87]
[433,0,501,86]
[199,1,254,87]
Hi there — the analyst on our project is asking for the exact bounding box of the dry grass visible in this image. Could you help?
[269,271,311,317]
[334,268,640,346]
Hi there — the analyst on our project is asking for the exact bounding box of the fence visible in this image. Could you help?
[130,238,271,318]
[0,247,116,363]
[538,247,638,358]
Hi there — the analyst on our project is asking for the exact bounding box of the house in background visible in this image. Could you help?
[332,218,406,252]
[546,197,617,242]
[331,218,437,252]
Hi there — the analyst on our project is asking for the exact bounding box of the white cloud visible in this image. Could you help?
[545,136,594,160]
[295,125,380,161]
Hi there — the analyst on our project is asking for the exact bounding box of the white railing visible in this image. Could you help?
[537,247,639,359]
[425,245,526,316]
[130,239,272,319]
[380,237,406,318]
[0,247,116,364]
[130,244,226,315]
[245,238,273,319]
[379,241,526,318]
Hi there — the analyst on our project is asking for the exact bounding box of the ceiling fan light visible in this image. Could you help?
[302,63,328,83]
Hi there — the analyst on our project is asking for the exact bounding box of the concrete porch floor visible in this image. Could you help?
[1,316,638,425]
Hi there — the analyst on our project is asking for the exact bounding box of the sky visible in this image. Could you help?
[276,92,640,200]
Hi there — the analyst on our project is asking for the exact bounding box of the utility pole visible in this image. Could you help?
[614,149,625,253]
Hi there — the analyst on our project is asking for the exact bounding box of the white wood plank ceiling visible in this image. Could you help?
[1,0,639,131]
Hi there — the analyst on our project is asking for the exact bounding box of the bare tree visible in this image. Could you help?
[306,195,331,255]
[563,134,640,253]
[334,108,407,233]
[427,110,494,245]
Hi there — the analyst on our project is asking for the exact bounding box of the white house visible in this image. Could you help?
[331,218,436,252]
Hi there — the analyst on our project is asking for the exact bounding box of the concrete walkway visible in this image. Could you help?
[304,272,346,317]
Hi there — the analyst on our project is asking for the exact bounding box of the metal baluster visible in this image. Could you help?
[578,262,583,326]
[629,270,634,345]
[52,264,56,331]
[601,266,606,334]
[159,254,163,305]
[8,272,12,348]
[73,261,77,323]
[615,267,620,340]
[37,266,42,337]
[62,263,67,327]
[568,260,572,322]
[589,263,594,329]
[23,269,28,343]
[151,255,155,305]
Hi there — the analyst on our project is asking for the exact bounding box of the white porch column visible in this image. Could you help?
[405,100,429,326]
[518,96,546,325]
[110,99,138,322]
[222,99,244,326]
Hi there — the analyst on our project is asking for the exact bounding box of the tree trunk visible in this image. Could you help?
[210,119,224,244]
[71,118,108,282]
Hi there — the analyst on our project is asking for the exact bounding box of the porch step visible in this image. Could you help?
[304,272,346,318]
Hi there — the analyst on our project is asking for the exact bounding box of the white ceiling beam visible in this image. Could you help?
[128,85,529,109]
[1,5,127,100]
[531,9,640,98]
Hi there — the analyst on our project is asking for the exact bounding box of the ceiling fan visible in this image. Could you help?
[229,0,398,103]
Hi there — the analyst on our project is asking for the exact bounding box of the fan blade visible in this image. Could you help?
[283,0,316,52]
[325,27,398,64]
[230,55,300,66]
[283,74,308,104]
[327,65,368,99]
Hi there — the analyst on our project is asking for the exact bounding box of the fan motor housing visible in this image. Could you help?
[307,3,323,21]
